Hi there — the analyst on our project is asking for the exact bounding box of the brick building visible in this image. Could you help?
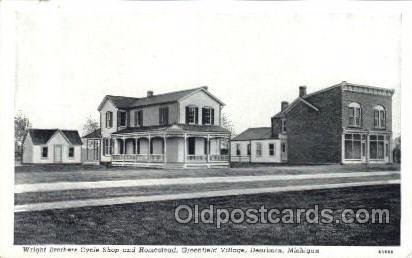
[271,81,394,164]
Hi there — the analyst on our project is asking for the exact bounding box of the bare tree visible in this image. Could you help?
[15,111,31,145]
[221,112,236,137]
[82,116,100,136]
[15,111,31,160]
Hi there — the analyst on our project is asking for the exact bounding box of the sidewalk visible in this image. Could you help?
[15,180,400,212]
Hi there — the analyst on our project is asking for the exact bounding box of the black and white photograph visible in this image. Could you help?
[0,1,411,257]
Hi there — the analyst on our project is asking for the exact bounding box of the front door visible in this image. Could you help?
[188,138,196,155]
[54,145,63,163]
[281,142,287,162]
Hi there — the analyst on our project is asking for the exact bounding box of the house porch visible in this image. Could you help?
[110,131,230,169]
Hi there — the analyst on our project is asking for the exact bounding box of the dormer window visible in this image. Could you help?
[118,111,127,127]
[348,102,361,127]
[105,111,113,128]
[185,106,198,125]
[374,105,386,129]
[202,107,214,125]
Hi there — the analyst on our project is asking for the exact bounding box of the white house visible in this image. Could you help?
[22,129,83,164]
[96,86,230,168]
[230,127,287,164]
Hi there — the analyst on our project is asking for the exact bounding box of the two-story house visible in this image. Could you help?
[93,86,230,168]
[272,81,394,164]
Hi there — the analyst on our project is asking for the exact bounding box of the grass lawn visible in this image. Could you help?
[14,185,400,245]
[15,163,400,184]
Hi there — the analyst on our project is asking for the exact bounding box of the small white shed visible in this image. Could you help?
[22,129,83,164]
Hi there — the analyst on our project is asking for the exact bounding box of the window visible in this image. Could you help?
[256,143,262,157]
[118,111,127,127]
[159,107,169,125]
[236,143,241,156]
[68,147,74,158]
[344,134,362,160]
[370,134,385,160]
[185,106,198,124]
[247,144,251,155]
[41,147,48,158]
[281,119,287,133]
[269,143,275,156]
[105,111,113,128]
[134,110,143,127]
[348,102,361,127]
[202,107,214,125]
[374,105,386,129]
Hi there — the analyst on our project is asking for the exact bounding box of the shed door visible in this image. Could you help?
[54,145,63,163]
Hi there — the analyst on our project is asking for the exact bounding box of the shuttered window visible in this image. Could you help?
[159,107,169,125]
[118,111,127,127]
[105,112,113,128]
[185,106,198,124]
[202,107,215,125]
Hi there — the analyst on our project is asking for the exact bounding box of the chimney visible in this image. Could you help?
[147,91,154,97]
[299,85,307,97]
[281,101,289,111]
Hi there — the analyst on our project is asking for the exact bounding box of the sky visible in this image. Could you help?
[14,5,402,137]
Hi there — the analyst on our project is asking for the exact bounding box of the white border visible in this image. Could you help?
[1,1,411,257]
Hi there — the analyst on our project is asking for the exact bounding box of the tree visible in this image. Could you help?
[221,112,236,137]
[15,111,31,146]
[15,112,31,161]
[82,116,99,136]
[393,136,401,163]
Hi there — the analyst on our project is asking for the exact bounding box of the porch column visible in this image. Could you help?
[122,138,126,163]
[163,134,167,163]
[112,137,117,154]
[183,133,187,163]
[86,138,89,160]
[207,134,210,163]
[148,135,152,162]
[135,138,138,154]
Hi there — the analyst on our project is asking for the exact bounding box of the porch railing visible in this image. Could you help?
[112,154,164,163]
[112,154,228,163]
[209,154,229,161]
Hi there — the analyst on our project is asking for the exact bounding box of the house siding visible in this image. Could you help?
[129,103,179,127]
[24,132,82,164]
[231,139,281,163]
[287,87,342,164]
[178,90,221,125]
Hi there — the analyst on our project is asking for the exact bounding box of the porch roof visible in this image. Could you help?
[112,124,230,135]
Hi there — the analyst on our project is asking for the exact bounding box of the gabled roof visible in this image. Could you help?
[112,123,230,134]
[27,129,83,145]
[272,97,319,119]
[82,128,101,139]
[98,86,225,111]
[232,127,275,141]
